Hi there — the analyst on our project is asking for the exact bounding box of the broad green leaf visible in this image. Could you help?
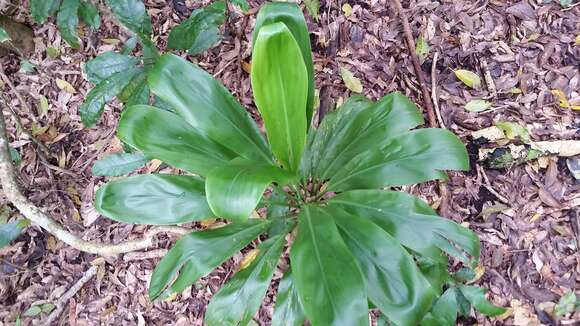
[0,27,10,42]
[328,128,469,191]
[78,0,100,29]
[266,187,293,236]
[148,54,271,163]
[23,305,42,317]
[30,0,61,24]
[149,220,270,300]
[459,285,506,316]
[555,291,579,316]
[454,69,481,89]
[0,220,27,249]
[205,158,296,222]
[416,37,430,63]
[465,99,492,112]
[167,0,225,55]
[302,92,424,179]
[290,205,369,326]
[272,270,306,326]
[79,67,141,127]
[331,206,435,326]
[340,66,363,93]
[117,105,236,176]
[19,60,36,74]
[304,0,320,20]
[118,71,149,106]
[57,0,81,48]
[9,147,21,164]
[420,288,458,326]
[205,235,285,326]
[329,190,480,264]
[252,2,315,127]
[105,0,152,39]
[95,174,213,225]
[91,152,148,176]
[230,0,249,11]
[85,51,139,84]
[251,22,308,171]
[121,36,138,54]
[416,255,449,294]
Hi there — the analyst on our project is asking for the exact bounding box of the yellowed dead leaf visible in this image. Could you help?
[340,66,363,93]
[511,299,541,326]
[467,264,485,284]
[239,249,260,270]
[531,140,580,157]
[576,34,580,46]
[200,218,217,229]
[342,3,353,17]
[454,69,481,89]
[471,126,505,141]
[551,89,570,108]
[38,95,49,117]
[56,78,75,94]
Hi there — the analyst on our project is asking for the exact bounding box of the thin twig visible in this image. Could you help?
[0,69,37,123]
[44,265,99,325]
[431,52,446,129]
[0,109,190,255]
[391,0,438,128]
[476,164,510,204]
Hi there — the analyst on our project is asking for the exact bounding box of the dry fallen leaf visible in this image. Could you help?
[56,78,75,94]
[551,89,580,110]
[342,3,353,17]
[340,66,363,93]
[465,99,492,112]
[239,249,260,270]
[454,69,481,89]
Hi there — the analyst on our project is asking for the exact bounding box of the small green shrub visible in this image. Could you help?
[94,2,504,325]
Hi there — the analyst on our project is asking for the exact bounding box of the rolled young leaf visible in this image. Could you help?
[329,190,480,265]
[149,219,270,300]
[117,105,236,176]
[56,0,81,48]
[252,2,315,127]
[148,54,271,163]
[94,174,213,225]
[272,270,306,326]
[290,205,369,326]
[328,128,469,192]
[205,158,296,222]
[205,235,286,326]
[331,206,435,326]
[251,22,308,171]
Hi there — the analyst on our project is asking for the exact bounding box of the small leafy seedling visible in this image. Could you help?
[94,3,503,325]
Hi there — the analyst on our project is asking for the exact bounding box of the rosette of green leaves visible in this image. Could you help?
[93,3,503,325]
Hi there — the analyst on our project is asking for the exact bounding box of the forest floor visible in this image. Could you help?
[0,0,579,325]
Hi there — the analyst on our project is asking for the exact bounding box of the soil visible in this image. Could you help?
[0,0,578,325]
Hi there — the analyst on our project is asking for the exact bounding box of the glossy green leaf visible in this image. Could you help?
[266,187,293,236]
[290,205,368,326]
[167,0,225,55]
[148,54,271,163]
[30,0,61,24]
[0,220,28,249]
[91,152,148,176]
[95,174,213,225]
[56,0,81,48]
[149,219,270,300]
[302,92,423,179]
[118,71,149,106]
[459,285,506,316]
[206,158,296,222]
[420,288,458,326]
[117,105,235,176]
[251,22,308,171]
[272,270,306,326]
[331,206,435,326]
[0,27,9,42]
[79,67,141,127]
[416,255,449,294]
[84,51,139,84]
[252,2,315,127]
[78,0,100,29]
[105,0,152,39]
[230,0,249,11]
[328,128,469,191]
[329,190,480,264]
[205,235,285,326]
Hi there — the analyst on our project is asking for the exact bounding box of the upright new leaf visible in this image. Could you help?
[331,206,435,326]
[56,0,81,48]
[84,52,138,84]
[167,1,225,55]
[290,205,369,326]
[205,235,285,326]
[272,270,306,326]
[78,0,100,29]
[30,0,61,24]
[251,22,308,171]
[148,54,271,163]
[95,174,213,225]
[149,220,270,300]
[117,105,236,176]
[253,2,315,126]
[105,0,152,40]
[205,158,296,222]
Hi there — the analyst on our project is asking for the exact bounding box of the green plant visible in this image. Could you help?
[93,2,504,325]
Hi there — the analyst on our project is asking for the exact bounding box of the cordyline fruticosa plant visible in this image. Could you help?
[93,2,505,325]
